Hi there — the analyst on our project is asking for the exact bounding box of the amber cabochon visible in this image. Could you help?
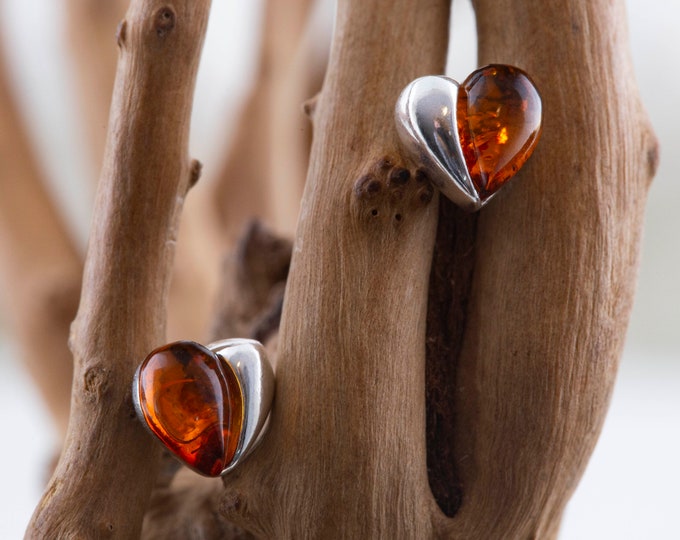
[456,64,542,199]
[135,341,244,477]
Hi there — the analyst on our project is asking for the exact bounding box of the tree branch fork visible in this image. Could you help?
[16,0,658,538]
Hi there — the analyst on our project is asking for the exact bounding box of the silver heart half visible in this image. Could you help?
[395,76,486,212]
[208,338,275,474]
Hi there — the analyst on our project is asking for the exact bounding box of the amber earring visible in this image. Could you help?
[132,339,274,477]
[395,64,542,211]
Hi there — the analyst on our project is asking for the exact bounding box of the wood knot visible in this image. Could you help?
[221,492,244,513]
[388,167,410,186]
[354,174,383,200]
[155,6,176,38]
[83,365,110,401]
[352,155,435,228]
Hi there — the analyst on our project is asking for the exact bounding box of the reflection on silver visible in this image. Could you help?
[208,338,275,475]
[395,75,485,212]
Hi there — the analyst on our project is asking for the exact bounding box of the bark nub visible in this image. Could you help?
[155,7,176,38]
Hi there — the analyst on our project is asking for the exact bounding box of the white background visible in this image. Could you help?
[0,1,678,538]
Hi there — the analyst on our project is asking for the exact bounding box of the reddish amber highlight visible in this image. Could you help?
[136,341,244,477]
[457,64,542,199]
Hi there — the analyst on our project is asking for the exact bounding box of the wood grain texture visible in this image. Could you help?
[435,0,657,537]
[219,0,450,537]
[0,47,81,437]
[17,0,656,535]
[219,0,656,537]
[25,1,211,537]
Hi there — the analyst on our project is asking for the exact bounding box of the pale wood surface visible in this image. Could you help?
[25,1,211,537]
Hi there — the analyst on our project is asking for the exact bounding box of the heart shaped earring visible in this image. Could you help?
[395,64,542,211]
[132,338,274,477]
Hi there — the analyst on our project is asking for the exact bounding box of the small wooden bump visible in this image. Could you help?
[415,168,429,183]
[377,156,393,170]
[189,159,203,189]
[83,365,110,401]
[303,94,319,119]
[155,7,176,38]
[647,142,660,178]
[388,167,410,186]
[417,185,434,206]
[354,174,382,200]
[116,20,127,47]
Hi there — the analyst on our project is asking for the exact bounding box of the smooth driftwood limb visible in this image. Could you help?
[0,46,81,438]
[263,0,328,237]
[26,1,211,537]
[210,0,319,243]
[165,0,319,342]
[217,0,655,538]
[66,0,216,342]
[66,0,129,169]
[433,0,657,538]
[219,0,449,537]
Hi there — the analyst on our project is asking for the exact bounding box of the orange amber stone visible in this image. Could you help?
[457,64,542,199]
[136,341,244,477]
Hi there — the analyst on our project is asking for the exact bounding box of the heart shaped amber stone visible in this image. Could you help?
[136,341,244,477]
[457,64,542,199]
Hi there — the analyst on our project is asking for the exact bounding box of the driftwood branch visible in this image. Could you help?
[216,0,655,537]
[209,0,322,242]
[18,0,656,536]
[66,0,129,167]
[0,45,81,437]
[210,220,292,345]
[219,0,449,537]
[26,1,211,537]
[435,1,656,537]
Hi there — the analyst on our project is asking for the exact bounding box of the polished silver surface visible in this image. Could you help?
[208,338,275,474]
[395,75,484,212]
[131,365,147,436]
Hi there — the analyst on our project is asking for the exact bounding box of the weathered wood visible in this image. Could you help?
[434,0,657,537]
[219,0,450,537]
[210,220,292,346]
[219,0,656,537]
[0,47,81,437]
[425,199,477,517]
[19,0,656,536]
[161,0,321,342]
[26,1,211,537]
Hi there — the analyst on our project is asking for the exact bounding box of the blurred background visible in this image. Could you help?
[0,0,677,538]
